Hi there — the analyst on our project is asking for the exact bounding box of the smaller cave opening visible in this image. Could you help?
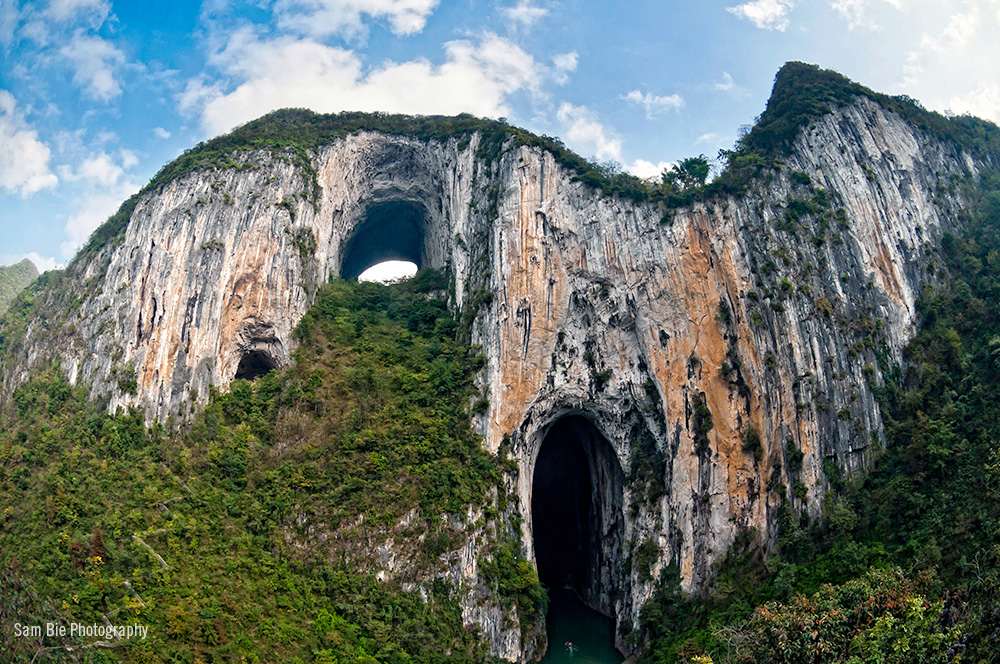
[234,350,276,381]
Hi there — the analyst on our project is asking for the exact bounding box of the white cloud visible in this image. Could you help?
[626,158,673,181]
[0,90,59,195]
[153,126,171,139]
[120,148,138,168]
[900,50,922,88]
[59,152,123,187]
[46,0,109,24]
[556,102,621,162]
[711,71,749,99]
[554,106,672,179]
[830,0,873,29]
[51,147,143,258]
[920,8,980,54]
[0,0,19,45]
[502,0,548,28]
[60,179,140,259]
[274,0,439,38]
[897,4,1000,122]
[0,252,60,272]
[59,33,126,102]
[552,50,577,84]
[178,76,223,117]
[188,29,548,135]
[714,72,736,93]
[726,0,795,31]
[624,89,684,118]
[829,0,909,30]
[696,132,722,145]
[947,82,1000,123]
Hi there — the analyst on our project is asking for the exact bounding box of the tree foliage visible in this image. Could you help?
[0,271,542,663]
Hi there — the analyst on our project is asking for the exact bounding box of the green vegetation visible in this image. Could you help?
[0,258,38,315]
[0,270,58,375]
[637,172,1000,663]
[0,271,543,663]
[660,156,711,194]
[72,109,668,267]
[4,62,1000,663]
[741,427,763,462]
[691,394,714,456]
[730,567,958,664]
[745,62,1000,159]
[661,62,1000,210]
[71,62,1000,272]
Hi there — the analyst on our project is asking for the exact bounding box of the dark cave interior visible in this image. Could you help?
[532,417,595,594]
[340,200,426,279]
[234,350,277,381]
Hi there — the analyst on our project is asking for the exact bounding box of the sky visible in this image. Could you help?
[1,0,999,274]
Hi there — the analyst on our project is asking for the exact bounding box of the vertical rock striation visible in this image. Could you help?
[2,88,989,659]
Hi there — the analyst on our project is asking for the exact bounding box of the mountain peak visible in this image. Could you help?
[0,258,39,315]
[745,61,1000,158]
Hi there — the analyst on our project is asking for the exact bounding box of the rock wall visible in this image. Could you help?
[3,96,980,659]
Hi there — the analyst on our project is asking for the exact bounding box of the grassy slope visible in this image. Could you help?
[0,271,543,664]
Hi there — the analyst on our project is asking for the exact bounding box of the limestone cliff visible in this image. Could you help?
[2,65,995,659]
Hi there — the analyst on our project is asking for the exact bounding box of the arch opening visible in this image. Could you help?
[531,415,625,616]
[341,200,427,280]
[358,260,419,283]
[234,350,276,381]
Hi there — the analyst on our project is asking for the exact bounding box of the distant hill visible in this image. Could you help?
[0,258,38,315]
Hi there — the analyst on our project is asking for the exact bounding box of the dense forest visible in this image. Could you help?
[1,272,544,663]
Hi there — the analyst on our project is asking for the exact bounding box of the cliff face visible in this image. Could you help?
[2,92,983,658]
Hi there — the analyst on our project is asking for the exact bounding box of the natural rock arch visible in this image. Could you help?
[340,200,428,279]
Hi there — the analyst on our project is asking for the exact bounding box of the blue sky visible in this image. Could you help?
[2,0,999,272]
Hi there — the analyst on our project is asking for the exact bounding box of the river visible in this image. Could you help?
[539,588,624,664]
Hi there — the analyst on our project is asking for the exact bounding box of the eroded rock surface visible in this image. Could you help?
[2,96,980,658]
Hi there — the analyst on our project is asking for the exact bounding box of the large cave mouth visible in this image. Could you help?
[234,350,276,381]
[531,416,624,614]
[341,200,427,280]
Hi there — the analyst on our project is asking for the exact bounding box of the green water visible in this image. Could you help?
[539,589,624,664]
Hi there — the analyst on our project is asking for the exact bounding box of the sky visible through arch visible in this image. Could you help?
[2,0,999,272]
[358,260,418,283]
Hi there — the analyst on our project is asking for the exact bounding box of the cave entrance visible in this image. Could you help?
[531,416,624,616]
[234,350,276,381]
[341,201,427,280]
